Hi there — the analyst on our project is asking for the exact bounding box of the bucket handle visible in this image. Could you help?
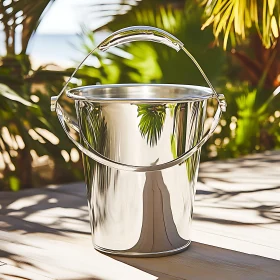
[51,26,226,172]
[57,100,223,172]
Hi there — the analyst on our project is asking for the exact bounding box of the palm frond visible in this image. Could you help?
[0,83,33,106]
[201,0,280,49]
[138,104,166,146]
[0,0,55,55]
[92,0,185,32]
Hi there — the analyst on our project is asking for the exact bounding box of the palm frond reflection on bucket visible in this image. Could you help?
[137,104,166,147]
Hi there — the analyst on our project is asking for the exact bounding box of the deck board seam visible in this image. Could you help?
[0,214,65,235]
[0,263,55,280]
[43,188,86,199]
[120,263,190,280]
[192,227,280,250]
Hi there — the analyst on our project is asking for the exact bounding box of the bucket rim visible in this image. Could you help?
[66,84,216,103]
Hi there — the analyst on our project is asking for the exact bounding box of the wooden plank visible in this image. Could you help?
[45,181,87,197]
[2,176,279,260]
[115,242,280,280]
[0,230,157,280]
[1,228,280,280]
[129,267,186,280]
[0,186,90,236]
[192,226,280,261]
[0,263,53,280]
[0,229,179,280]
[0,151,279,279]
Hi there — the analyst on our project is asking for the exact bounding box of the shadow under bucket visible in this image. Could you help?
[51,26,226,257]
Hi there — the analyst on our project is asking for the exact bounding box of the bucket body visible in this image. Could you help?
[74,84,208,256]
[51,26,226,257]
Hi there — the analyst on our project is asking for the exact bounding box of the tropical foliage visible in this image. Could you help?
[76,30,162,85]
[0,55,83,190]
[92,0,280,160]
[0,0,56,55]
[0,0,85,190]
[201,0,280,49]
[101,2,226,87]
[202,82,280,160]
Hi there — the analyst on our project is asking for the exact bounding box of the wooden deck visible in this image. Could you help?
[0,151,280,280]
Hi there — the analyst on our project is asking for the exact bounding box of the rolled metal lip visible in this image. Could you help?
[66,84,217,103]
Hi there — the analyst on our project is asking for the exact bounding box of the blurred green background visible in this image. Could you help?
[0,0,279,191]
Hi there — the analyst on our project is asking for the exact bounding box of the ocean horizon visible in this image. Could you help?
[0,32,109,69]
[28,34,83,68]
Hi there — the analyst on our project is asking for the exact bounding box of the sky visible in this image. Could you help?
[37,0,112,34]
[0,0,130,64]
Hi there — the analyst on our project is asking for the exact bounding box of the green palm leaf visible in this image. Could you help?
[138,104,166,146]
[0,0,55,54]
[0,83,33,106]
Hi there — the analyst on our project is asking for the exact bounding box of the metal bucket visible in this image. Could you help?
[51,26,226,257]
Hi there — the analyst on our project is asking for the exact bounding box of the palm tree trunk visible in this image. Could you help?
[17,147,33,189]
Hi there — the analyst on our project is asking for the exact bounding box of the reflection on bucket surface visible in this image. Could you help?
[51,26,226,257]
[77,97,204,255]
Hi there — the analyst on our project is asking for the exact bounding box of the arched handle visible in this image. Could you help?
[51,26,223,112]
[99,26,221,103]
[97,26,184,52]
[51,26,227,172]
[51,26,184,112]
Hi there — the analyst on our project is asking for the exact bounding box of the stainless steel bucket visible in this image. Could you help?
[51,26,226,257]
